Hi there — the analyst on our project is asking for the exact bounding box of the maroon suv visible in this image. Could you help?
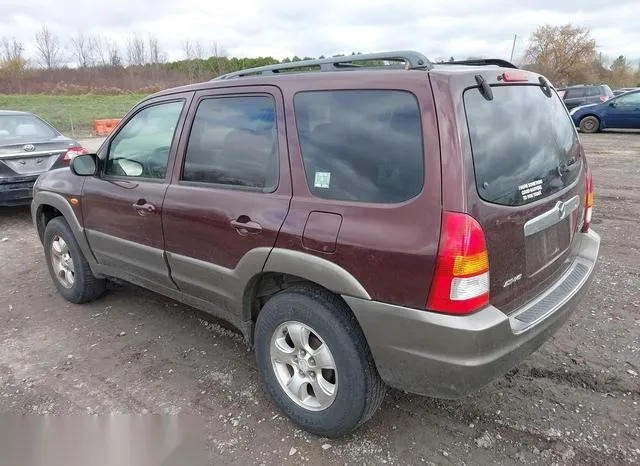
[31,51,600,437]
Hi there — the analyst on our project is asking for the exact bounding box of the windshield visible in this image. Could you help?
[464,84,581,206]
[0,114,58,141]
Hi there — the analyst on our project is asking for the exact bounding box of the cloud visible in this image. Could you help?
[1,0,639,64]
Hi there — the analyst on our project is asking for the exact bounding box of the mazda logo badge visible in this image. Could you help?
[23,144,35,152]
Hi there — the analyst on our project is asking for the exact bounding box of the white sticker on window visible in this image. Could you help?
[314,171,331,188]
[519,179,543,200]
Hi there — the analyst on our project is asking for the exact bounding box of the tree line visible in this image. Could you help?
[1,24,639,94]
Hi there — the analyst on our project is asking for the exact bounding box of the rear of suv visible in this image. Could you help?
[31,51,600,437]
[558,84,614,110]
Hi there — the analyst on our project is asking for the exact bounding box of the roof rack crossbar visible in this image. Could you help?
[212,50,432,80]
[440,59,518,69]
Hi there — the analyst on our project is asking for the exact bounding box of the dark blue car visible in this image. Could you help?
[570,89,640,133]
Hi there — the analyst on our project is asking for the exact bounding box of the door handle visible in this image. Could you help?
[230,216,262,235]
[132,200,156,215]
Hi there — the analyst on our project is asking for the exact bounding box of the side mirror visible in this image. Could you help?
[71,154,97,176]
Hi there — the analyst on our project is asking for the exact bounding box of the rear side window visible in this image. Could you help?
[464,85,581,206]
[294,90,424,203]
[182,96,278,191]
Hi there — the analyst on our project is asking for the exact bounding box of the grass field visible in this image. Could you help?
[0,94,148,137]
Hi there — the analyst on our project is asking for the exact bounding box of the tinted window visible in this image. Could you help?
[183,96,278,190]
[615,91,640,106]
[0,114,57,141]
[565,87,586,98]
[464,85,581,206]
[106,101,184,179]
[294,90,423,203]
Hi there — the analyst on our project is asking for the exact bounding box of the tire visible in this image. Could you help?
[254,285,385,437]
[579,116,600,133]
[43,217,106,304]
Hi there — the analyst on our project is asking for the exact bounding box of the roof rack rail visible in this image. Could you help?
[440,59,518,69]
[213,50,433,80]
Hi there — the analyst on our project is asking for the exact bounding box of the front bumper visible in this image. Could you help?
[346,229,600,399]
[0,176,38,206]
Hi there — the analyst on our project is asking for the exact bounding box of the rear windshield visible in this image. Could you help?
[0,114,57,141]
[464,84,581,206]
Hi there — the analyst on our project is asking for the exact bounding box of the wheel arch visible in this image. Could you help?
[31,191,99,268]
[242,249,371,344]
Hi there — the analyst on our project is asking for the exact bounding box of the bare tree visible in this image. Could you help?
[127,34,146,66]
[1,36,26,64]
[91,36,110,67]
[109,42,123,68]
[0,37,27,92]
[211,41,227,76]
[524,24,597,85]
[70,31,97,68]
[183,40,206,60]
[148,35,166,64]
[35,25,62,69]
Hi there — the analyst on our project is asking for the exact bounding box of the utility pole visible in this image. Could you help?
[510,34,517,62]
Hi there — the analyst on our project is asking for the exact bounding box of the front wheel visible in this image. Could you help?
[579,116,600,133]
[254,286,385,437]
[44,217,106,304]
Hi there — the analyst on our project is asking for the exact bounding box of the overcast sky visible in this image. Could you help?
[2,0,640,65]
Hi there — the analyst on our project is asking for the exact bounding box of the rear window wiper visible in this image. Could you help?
[475,75,493,101]
[539,77,552,98]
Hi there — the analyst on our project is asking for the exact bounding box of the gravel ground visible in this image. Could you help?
[0,132,639,465]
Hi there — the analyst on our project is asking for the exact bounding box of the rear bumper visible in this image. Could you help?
[346,229,600,399]
[0,177,38,206]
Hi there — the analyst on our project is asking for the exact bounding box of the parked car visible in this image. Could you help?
[612,87,640,96]
[557,84,614,110]
[30,52,600,437]
[570,89,640,132]
[0,110,88,206]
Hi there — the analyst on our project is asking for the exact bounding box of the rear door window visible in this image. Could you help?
[182,96,278,191]
[294,90,424,203]
[464,85,581,206]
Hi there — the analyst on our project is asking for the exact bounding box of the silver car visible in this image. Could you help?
[0,110,87,206]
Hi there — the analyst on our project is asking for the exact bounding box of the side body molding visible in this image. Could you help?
[263,248,371,300]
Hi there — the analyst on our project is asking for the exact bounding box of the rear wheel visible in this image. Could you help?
[44,217,106,304]
[579,116,600,133]
[254,285,385,437]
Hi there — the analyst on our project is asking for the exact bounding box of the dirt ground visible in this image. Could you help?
[1,132,638,466]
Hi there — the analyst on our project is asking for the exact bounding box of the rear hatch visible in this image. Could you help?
[462,78,586,313]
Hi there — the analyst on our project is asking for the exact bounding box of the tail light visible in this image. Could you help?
[581,168,593,232]
[62,146,89,165]
[427,212,490,315]
[599,95,609,102]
